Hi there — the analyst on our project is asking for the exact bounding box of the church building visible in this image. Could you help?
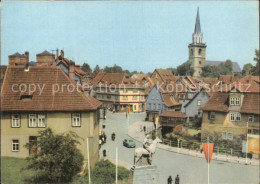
[189,8,241,77]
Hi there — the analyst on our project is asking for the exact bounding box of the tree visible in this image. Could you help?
[81,63,92,73]
[218,60,233,75]
[176,61,194,76]
[201,65,219,78]
[93,65,101,73]
[24,128,84,183]
[251,49,260,75]
[242,63,254,76]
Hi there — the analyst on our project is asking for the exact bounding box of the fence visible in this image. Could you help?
[161,138,248,158]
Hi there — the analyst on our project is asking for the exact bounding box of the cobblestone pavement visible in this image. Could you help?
[100,112,259,184]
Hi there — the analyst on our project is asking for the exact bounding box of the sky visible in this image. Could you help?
[1,1,259,73]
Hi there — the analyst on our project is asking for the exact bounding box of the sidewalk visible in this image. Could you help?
[128,121,259,166]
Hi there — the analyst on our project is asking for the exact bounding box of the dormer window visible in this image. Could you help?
[230,97,240,106]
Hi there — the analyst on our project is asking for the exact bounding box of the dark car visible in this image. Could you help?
[123,138,136,148]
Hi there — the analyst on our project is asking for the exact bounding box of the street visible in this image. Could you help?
[100,112,259,184]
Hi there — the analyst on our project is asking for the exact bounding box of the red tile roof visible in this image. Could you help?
[240,93,260,114]
[1,66,101,112]
[160,111,187,118]
[200,92,229,112]
[162,93,181,107]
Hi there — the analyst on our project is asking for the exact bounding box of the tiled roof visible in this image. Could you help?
[37,50,54,56]
[162,93,181,107]
[9,52,23,57]
[131,74,148,80]
[219,75,238,85]
[151,69,175,83]
[75,67,86,75]
[206,61,242,73]
[160,111,187,118]
[200,92,229,112]
[240,93,260,114]
[1,66,101,112]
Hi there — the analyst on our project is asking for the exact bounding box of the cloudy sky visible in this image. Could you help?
[1,1,259,72]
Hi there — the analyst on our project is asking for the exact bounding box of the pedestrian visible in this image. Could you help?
[103,149,106,157]
[111,132,116,141]
[104,133,107,143]
[143,126,146,133]
[175,174,180,184]
[167,175,172,184]
[99,139,102,149]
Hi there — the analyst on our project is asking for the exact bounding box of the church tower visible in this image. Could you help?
[189,8,207,77]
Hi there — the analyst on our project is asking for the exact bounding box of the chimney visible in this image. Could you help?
[61,50,64,58]
[56,49,59,60]
[69,63,75,80]
[25,51,29,65]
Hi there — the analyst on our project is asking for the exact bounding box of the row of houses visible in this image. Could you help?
[1,50,102,168]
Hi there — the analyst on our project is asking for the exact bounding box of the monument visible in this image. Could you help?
[132,135,162,184]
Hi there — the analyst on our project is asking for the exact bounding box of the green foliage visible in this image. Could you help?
[2,157,36,184]
[82,62,92,73]
[217,60,233,75]
[201,65,219,78]
[242,63,254,76]
[176,61,194,76]
[93,65,101,73]
[147,72,152,77]
[72,159,129,184]
[104,64,123,73]
[24,128,84,183]
[251,49,260,75]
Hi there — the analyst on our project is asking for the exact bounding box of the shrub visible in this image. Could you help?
[24,128,84,183]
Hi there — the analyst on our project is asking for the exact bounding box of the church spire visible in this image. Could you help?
[194,7,201,34]
[192,7,203,44]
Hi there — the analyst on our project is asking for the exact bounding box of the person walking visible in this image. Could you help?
[175,174,180,184]
[167,175,172,184]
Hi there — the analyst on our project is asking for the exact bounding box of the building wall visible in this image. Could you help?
[185,90,209,119]
[36,55,55,66]
[9,56,27,65]
[201,111,259,146]
[1,111,99,168]
[189,45,206,77]
[96,87,145,112]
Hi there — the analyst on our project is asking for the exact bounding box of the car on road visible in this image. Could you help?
[123,138,136,148]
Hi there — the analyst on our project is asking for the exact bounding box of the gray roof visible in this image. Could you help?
[194,7,201,34]
[206,60,242,73]
[9,52,23,57]
[29,61,37,66]
[37,50,54,56]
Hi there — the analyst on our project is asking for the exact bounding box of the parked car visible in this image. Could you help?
[123,138,136,148]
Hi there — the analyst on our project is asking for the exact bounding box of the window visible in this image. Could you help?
[38,114,46,127]
[123,89,128,93]
[230,112,241,121]
[115,96,119,100]
[72,114,81,127]
[190,49,193,56]
[209,112,215,120]
[230,97,240,105]
[222,132,233,140]
[199,61,202,64]
[197,100,201,106]
[107,95,111,99]
[230,97,235,105]
[132,96,137,100]
[123,96,128,100]
[29,114,37,127]
[11,114,20,127]
[134,105,136,110]
[153,104,156,110]
[158,104,161,109]
[198,49,202,55]
[148,103,151,109]
[12,140,19,151]
[133,89,138,93]
[235,98,240,105]
[248,115,254,122]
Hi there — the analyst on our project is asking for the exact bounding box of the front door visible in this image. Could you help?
[29,136,37,157]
